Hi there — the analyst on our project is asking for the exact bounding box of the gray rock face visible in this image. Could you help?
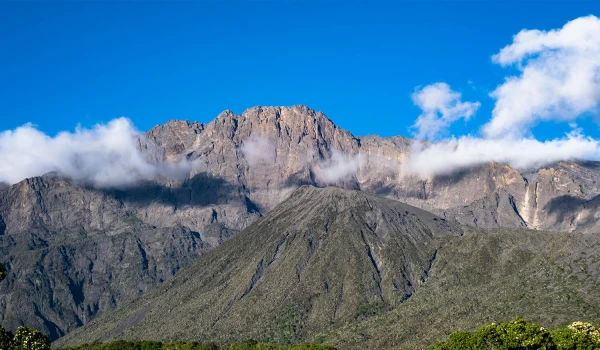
[2,105,600,340]
[139,105,600,233]
[0,174,259,339]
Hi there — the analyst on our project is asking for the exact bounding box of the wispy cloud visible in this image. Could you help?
[0,118,194,187]
[313,149,362,185]
[411,83,480,140]
[240,133,277,165]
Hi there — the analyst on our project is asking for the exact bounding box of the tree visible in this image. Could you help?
[475,318,554,349]
[0,325,14,350]
[431,331,483,350]
[13,326,51,350]
[431,319,600,350]
[550,323,600,350]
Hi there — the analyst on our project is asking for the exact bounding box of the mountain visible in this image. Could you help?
[138,105,600,233]
[54,186,463,347]
[0,173,259,339]
[54,188,600,350]
[2,105,600,340]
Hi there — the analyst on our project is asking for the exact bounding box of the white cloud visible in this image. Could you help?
[404,131,600,177]
[411,83,480,140]
[0,118,194,187]
[240,133,276,165]
[313,149,362,184]
[485,15,600,138]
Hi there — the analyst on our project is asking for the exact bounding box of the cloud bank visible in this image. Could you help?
[405,130,600,177]
[405,15,600,177]
[0,118,194,187]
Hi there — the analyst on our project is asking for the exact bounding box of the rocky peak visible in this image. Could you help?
[141,120,204,162]
[147,119,203,137]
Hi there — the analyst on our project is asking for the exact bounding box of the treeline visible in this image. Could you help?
[432,318,600,350]
[56,339,337,350]
[0,325,51,350]
[14,319,600,350]
[51,318,600,350]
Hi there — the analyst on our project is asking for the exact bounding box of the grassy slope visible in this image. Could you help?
[55,186,461,348]
[321,229,600,349]
[55,188,600,350]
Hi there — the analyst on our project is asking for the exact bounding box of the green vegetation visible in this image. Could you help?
[51,319,600,350]
[319,229,600,349]
[13,326,51,350]
[352,300,389,321]
[432,318,600,350]
[56,339,336,350]
[13,228,600,350]
[55,187,457,348]
[0,319,52,350]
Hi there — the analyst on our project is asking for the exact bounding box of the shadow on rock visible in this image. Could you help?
[544,194,600,229]
[93,172,241,208]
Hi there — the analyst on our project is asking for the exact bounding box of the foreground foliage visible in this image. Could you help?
[0,325,51,350]
[56,339,336,350]
[432,318,600,350]
[53,319,600,350]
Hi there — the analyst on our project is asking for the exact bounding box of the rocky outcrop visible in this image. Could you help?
[139,105,600,233]
[0,173,259,339]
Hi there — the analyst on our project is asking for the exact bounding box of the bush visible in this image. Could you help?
[13,326,51,350]
[0,325,14,350]
[475,318,554,349]
[432,318,600,350]
[431,331,482,350]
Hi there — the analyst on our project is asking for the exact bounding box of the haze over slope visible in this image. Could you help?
[137,105,600,233]
[55,186,462,347]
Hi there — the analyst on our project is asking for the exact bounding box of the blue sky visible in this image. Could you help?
[1,1,598,139]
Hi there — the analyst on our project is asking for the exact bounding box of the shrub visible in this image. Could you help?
[13,326,51,350]
[431,318,600,350]
[431,331,483,350]
[0,325,14,350]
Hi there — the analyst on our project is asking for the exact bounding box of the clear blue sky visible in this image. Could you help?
[1,1,598,139]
